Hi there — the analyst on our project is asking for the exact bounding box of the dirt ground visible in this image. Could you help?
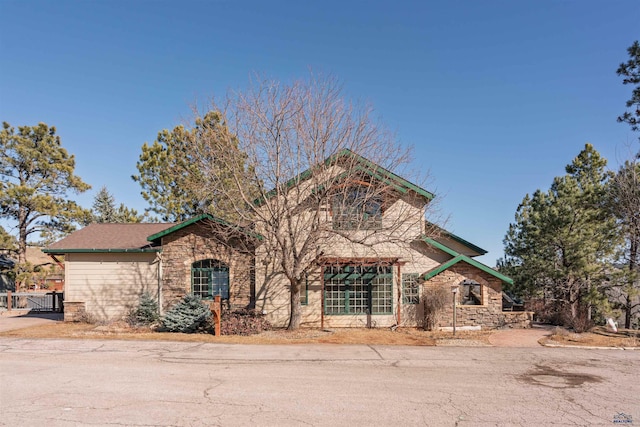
[1,312,637,348]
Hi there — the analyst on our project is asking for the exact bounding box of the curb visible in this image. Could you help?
[541,342,639,350]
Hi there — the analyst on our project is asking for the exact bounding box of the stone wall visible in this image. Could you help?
[424,262,510,330]
[63,301,86,322]
[161,223,254,311]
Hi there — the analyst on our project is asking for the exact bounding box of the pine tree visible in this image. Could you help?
[617,41,640,140]
[91,186,144,223]
[607,159,640,328]
[0,225,17,251]
[160,294,211,333]
[501,144,619,326]
[132,111,256,222]
[128,292,160,326]
[92,186,117,223]
[0,122,91,267]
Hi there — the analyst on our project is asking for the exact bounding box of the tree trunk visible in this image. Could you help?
[18,206,27,265]
[625,295,632,330]
[626,234,638,330]
[287,278,302,330]
[17,206,28,291]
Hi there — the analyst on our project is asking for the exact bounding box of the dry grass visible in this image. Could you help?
[541,326,640,348]
[0,321,496,346]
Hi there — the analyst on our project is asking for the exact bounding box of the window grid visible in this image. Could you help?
[402,273,420,304]
[192,269,210,299]
[332,187,383,230]
[300,275,309,306]
[191,259,229,300]
[323,265,393,315]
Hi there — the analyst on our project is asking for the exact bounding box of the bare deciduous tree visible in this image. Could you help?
[185,74,437,330]
[607,153,640,328]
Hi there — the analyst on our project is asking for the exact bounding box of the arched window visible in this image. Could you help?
[191,259,229,300]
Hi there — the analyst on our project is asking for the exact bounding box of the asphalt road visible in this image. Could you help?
[0,338,637,426]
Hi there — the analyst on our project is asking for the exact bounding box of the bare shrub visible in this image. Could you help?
[220,308,272,336]
[567,307,594,333]
[74,309,97,324]
[423,285,449,331]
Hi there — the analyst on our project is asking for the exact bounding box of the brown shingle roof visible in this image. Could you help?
[44,223,176,253]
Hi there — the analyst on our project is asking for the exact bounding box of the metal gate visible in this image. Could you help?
[0,291,63,312]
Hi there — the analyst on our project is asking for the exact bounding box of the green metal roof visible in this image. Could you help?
[255,148,435,206]
[147,213,263,243]
[426,222,487,256]
[421,237,513,284]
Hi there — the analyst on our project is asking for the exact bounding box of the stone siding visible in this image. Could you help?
[424,262,509,330]
[63,301,86,322]
[161,223,254,311]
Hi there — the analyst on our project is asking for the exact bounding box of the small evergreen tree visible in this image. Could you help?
[91,186,144,223]
[128,292,160,326]
[160,294,211,333]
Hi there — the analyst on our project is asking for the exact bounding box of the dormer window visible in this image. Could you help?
[332,186,382,230]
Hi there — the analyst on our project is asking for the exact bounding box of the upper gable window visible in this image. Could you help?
[332,186,382,230]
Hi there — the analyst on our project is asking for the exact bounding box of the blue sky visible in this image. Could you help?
[1,0,638,264]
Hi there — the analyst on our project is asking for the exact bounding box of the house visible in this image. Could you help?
[44,151,532,329]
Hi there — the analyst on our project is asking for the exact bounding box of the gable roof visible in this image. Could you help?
[427,222,487,257]
[43,223,175,254]
[421,237,513,284]
[147,214,263,243]
[256,148,435,205]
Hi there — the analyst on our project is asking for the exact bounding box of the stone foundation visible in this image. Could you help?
[63,301,86,322]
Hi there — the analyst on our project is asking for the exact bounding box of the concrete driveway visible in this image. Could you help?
[0,311,62,332]
[0,337,637,426]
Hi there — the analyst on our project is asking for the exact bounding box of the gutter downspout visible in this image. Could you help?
[156,252,163,315]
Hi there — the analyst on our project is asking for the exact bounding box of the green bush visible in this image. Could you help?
[160,294,211,333]
[128,292,160,326]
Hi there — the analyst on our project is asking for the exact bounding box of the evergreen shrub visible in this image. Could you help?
[160,294,211,333]
[128,292,160,326]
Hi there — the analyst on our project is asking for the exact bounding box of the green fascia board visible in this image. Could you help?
[336,149,434,200]
[147,214,263,243]
[425,223,487,255]
[445,232,487,256]
[42,248,161,254]
[421,237,513,285]
[254,149,434,206]
[310,166,408,197]
[422,237,459,257]
[422,255,464,280]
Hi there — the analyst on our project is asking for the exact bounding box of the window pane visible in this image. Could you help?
[191,259,229,300]
[402,273,420,304]
[192,270,210,299]
[211,270,229,299]
[371,272,393,314]
[332,187,382,230]
[462,281,482,305]
[324,265,393,315]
